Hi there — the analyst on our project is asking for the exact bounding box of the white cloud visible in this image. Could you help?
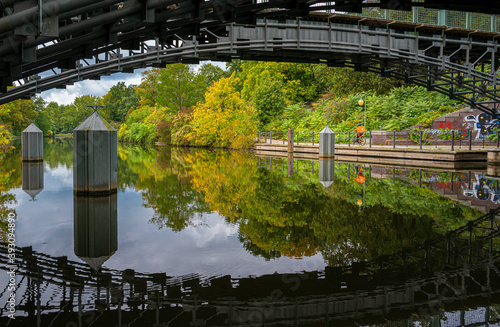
[39,70,146,105]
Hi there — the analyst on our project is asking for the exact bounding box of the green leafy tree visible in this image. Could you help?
[199,63,225,86]
[312,65,402,97]
[240,61,317,103]
[35,111,55,135]
[136,69,160,107]
[156,63,206,114]
[251,71,287,126]
[102,82,140,123]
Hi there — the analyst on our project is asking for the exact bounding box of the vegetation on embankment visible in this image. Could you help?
[0,61,463,149]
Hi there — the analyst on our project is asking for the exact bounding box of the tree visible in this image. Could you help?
[35,111,55,135]
[251,71,287,126]
[240,61,318,103]
[136,69,160,107]
[156,63,206,114]
[102,82,140,123]
[188,74,257,149]
[312,65,402,97]
[198,62,225,86]
[0,98,38,135]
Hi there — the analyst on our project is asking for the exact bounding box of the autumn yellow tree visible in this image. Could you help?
[188,74,257,149]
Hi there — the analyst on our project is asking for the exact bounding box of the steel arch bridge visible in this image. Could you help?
[1,1,500,116]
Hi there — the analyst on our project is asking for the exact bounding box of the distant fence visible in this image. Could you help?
[257,129,500,151]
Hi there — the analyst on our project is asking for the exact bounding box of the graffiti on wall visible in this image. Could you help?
[464,113,500,139]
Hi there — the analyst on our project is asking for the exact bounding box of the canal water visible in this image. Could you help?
[1,138,500,326]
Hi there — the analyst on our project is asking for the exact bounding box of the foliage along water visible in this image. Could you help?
[1,138,500,326]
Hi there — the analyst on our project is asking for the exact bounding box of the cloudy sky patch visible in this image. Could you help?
[40,69,147,105]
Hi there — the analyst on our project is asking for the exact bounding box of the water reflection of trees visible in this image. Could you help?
[0,140,487,263]
[0,144,18,242]
[117,145,486,265]
[118,145,210,231]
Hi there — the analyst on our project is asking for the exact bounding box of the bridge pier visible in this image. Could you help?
[22,123,43,162]
[73,107,117,195]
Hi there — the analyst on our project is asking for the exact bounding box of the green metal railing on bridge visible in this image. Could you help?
[342,4,499,33]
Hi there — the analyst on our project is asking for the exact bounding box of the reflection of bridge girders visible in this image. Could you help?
[2,207,500,324]
[2,254,500,326]
[3,16,500,117]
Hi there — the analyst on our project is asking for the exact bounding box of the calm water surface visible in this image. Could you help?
[1,138,500,326]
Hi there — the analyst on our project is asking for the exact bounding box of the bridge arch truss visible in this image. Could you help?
[4,15,500,117]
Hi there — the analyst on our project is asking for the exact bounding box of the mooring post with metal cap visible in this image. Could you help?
[22,121,43,161]
[319,126,335,158]
[73,106,117,195]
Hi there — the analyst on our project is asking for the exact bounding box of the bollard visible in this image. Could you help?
[288,129,294,153]
[22,123,43,161]
[73,107,117,195]
[319,126,335,158]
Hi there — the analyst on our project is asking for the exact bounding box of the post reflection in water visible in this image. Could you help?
[74,194,118,271]
[22,161,44,201]
[318,158,335,188]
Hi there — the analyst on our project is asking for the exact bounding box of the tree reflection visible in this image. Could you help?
[0,144,18,242]
[0,140,487,264]
[118,145,210,231]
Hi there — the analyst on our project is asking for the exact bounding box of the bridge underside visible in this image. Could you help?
[0,1,500,117]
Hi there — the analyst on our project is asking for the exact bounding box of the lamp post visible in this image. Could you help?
[358,94,366,127]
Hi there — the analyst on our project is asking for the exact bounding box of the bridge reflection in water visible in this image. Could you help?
[1,184,500,326]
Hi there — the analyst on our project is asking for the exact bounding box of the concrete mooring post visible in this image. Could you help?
[73,107,117,195]
[22,122,43,161]
[319,126,335,158]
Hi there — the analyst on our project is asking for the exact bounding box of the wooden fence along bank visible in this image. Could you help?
[254,128,497,170]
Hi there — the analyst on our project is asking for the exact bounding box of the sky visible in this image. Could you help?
[39,69,147,105]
